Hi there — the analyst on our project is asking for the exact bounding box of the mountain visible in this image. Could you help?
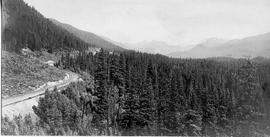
[200,38,227,47]
[100,35,129,49]
[124,41,183,55]
[50,19,125,51]
[2,0,95,53]
[168,32,270,58]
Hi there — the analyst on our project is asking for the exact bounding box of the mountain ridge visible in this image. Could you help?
[124,40,184,55]
[50,19,125,51]
[167,32,270,58]
[2,0,94,53]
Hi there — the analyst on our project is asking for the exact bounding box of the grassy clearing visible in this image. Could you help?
[1,51,65,98]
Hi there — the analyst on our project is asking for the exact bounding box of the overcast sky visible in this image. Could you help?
[24,0,270,48]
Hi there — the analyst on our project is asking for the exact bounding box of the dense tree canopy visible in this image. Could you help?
[2,0,94,53]
[2,50,270,136]
[51,50,270,136]
[2,0,270,136]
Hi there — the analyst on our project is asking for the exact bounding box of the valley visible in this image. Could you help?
[1,0,270,136]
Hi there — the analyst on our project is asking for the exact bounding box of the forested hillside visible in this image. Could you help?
[50,19,125,52]
[2,0,94,53]
[1,0,270,136]
[3,49,270,136]
[56,50,270,136]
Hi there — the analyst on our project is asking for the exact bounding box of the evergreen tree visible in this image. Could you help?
[234,61,265,137]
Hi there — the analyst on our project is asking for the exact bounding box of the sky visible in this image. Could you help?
[24,0,270,48]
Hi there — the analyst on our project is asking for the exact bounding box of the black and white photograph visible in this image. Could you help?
[1,0,270,136]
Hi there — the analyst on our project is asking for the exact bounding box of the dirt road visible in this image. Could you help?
[1,71,80,118]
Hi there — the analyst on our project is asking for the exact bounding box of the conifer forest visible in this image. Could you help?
[1,0,270,136]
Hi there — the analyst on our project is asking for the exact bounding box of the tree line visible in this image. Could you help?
[2,0,270,136]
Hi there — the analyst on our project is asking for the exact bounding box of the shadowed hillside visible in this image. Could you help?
[2,0,94,53]
[50,19,125,52]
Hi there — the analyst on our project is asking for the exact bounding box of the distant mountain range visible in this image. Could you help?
[167,32,270,58]
[3,0,269,59]
[50,19,125,51]
[123,41,184,55]
[199,38,227,48]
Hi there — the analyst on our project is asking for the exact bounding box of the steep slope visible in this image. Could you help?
[168,32,270,58]
[2,0,93,53]
[1,0,84,99]
[50,19,125,51]
[1,50,65,98]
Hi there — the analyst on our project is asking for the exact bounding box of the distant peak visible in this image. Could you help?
[200,37,227,47]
